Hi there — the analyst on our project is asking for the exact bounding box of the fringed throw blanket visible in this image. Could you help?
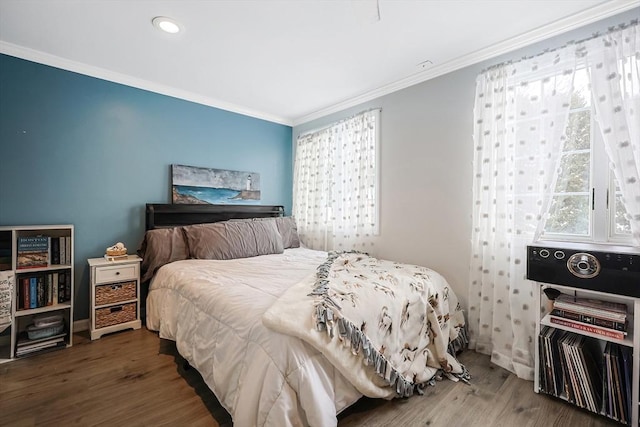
[263,251,470,399]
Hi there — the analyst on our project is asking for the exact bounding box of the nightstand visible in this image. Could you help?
[88,255,142,340]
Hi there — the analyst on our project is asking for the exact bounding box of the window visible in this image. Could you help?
[293,109,380,252]
[538,68,632,244]
[470,21,639,384]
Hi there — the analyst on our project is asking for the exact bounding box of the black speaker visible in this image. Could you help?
[527,243,640,297]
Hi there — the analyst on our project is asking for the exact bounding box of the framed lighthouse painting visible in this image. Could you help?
[171,164,261,204]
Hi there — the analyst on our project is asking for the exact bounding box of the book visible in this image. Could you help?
[604,343,622,421]
[29,277,37,309]
[17,236,49,253]
[620,346,632,422]
[58,272,66,302]
[571,335,592,411]
[64,270,71,301]
[554,294,627,321]
[549,315,625,340]
[46,273,52,306]
[561,334,581,407]
[549,329,566,397]
[552,302,627,323]
[52,272,59,305]
[16,333,66,349]
[17,236,49,269]
[21,277,29,310]
[611,345,626,423]
[64,236,71,264]
[15,340,65,357]
[604,343,615,419]
[37,275,44,307]
[59,237,66,267]
[550,308,627,332]
[50,237,60,265]
[571,335,593,411]
[579,337,603,414]
[538,326,550,393]
[539,326,563,397]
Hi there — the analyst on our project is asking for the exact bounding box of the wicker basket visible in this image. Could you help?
[105,248,127,257]
[95,281,136,306]
[95,302,136,328]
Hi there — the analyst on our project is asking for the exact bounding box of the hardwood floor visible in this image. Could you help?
[0,328,621,426]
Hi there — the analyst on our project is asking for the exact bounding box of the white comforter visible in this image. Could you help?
[146,247,362,427]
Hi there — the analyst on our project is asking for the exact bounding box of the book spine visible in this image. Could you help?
[21,278,29,310]
[551,309,627,332]
[65,271,71,301]
[550,316,625,340]
[553,302,627,322]
[60,238,66,267]
[58,272,65,302]
[46,273,52,306]
[37,276,44,307]
[29,277,37,309]
[555,296,627,315]
[51,237,60,265]
[64,236,71,265]
[52,272,59,305]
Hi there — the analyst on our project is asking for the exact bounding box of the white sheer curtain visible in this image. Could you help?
[469,20,640,380]
[293,109,380,253]
[469,49,578,380]
[587,22,640,242]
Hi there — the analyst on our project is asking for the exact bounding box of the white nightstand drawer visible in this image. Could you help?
[94,264,138,284]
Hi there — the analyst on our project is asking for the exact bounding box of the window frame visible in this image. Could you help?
[539,102,634,246]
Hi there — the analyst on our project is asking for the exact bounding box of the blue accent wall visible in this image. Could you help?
[0,54,293,320]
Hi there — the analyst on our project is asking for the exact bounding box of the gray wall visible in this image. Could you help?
[293,9,639,310]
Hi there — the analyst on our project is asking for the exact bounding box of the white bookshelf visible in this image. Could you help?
[0,225,74,363]
[534,282,639,426]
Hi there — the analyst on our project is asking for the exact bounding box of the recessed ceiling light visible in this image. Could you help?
[152,16,181,34]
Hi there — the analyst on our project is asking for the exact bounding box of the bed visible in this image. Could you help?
[141,203,469,427]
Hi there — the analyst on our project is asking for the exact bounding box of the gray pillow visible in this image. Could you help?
[185,220,284,260]
[138,227,189,282]
[230,216,301,249]
[275,217,301,249]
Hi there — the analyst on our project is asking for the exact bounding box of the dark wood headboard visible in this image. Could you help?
[145,203,285,230]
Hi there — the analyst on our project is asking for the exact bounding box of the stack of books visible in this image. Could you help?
[549,294,628,340]
[15,332,66,357]
[15,313,67,357]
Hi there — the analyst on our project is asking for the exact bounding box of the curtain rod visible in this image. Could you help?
[297,108,382,139]
[481,18,638,74]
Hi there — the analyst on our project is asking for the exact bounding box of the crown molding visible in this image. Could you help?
[1,0,637,128]
[292,0,640,126]
[0,41,293,126]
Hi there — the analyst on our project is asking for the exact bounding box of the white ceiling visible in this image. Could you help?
[0,0,638,126]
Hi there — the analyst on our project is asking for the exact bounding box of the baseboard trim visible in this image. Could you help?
[74,319,89,332]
